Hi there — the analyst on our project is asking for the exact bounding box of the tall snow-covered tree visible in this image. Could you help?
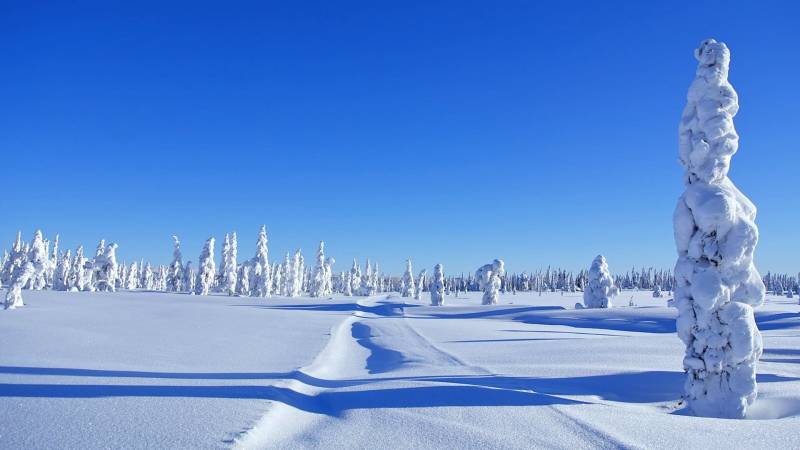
[401,259,415,297]
[237,264,250,296]
[1,231,24,286]
[287,249,302,297]
[126,261,139,290]
[674,39,765,419]
[431,264,445,306]
[415,269,427,300]
[223,233,238,296]
[219,233,231,292]
[183,261,196,294]
[476,259,505,305]
[196,237,216,296]
[93,243,119,292]
[251,225,271,298]
[53,249,71,291]
[582,255,618,308]
[69,245,88,291]
[167,235,184,292]
[142,262,154,290]
[310,241,326,297]
[4,230,51,309]
[323,256,335,296]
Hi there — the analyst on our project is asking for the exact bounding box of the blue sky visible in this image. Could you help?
[1,1,798,275]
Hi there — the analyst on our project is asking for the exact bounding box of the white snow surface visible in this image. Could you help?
[1,289,800,449]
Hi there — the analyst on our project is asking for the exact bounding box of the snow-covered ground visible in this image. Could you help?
[1,289,799,449]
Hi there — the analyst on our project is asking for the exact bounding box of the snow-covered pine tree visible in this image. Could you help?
[196,237,216,296]
[237,264,250,296]
[142,262,154,290]
[219,233,231,292]
[653,285,663,298]
[53,249,71,291]
[167,235,184,292]
[279,253,291,296]
[1,232,24,286]
[582,255,618,309]
[401,259,415,297]
[323,256,335,296]
[287,249,302,297]
[157,265,168,291]
[69,246,88,291]
[183,261,196,294]
[431,264,445,306]
[415,269,427,300]
[126,261,139,290]
[251,225,271,298]
[310,241,326,297]
[223,233,238,296]
[343,271,352,296]
[349,259,362,295]
[476,259,505,305]
[673,39,766,419]
[4,230,50,309]
[361,259,376,296]
[92,243,119,292]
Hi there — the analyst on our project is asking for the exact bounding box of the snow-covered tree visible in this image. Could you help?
[476,259,505,305]
[167,235,184,292]
[237,264,250,296]
[69,245,88,291]
[323,256,335,296]
[401,259,415,297]
[142,262,154,290]
[53,249,71,291]
[4,230,50,309]
[219,234,231,292]
[673,39,766,419]
[126,261,139,290]
[287,249,302,297]
[196,237,216,296]
[361,259,376,296]
[251,225,271,298]
[653,285,663,298]
[343,271,352,296]
[415,269,427,300]
[46,234,59,288]
[582,255,618,309]
[223,233,238,296]
[183,261,196,294]
[309,241,327,297]
[1,232,24,286]
[93,243,119,292]
[431,264,445,306]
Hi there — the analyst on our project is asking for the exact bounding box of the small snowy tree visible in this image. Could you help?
[582,255,618,309]
[142,262,154,290]
[196,237,216,296]
[323,256,335,296]
[401,259,415,297]
[69,245,88,291]
[653,285,663,298]
[431,264,445,306]
[673,39,766,419]
[167,235,184,292]
[251,225,271,298]
[287,249,302,297]
[476,259,505,305]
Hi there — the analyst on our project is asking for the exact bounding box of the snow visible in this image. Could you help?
[582,255,618,309]
[674,39,766,418]
[4,289,799,449]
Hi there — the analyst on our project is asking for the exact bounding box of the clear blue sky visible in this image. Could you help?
[2,1,798,275]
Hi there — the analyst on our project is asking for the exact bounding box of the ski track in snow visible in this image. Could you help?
[234,295,610,449]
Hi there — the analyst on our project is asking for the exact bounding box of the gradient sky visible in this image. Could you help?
[2,1,798,275]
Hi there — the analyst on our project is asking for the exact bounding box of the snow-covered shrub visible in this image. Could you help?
[476,259,504,305]
[653,285,663,298]
[196,237,216,296]
[582,255,618,308]
[401,259,415,297]
[431,264,445,306]
[673,39,765,419]
[167,235,184,292]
